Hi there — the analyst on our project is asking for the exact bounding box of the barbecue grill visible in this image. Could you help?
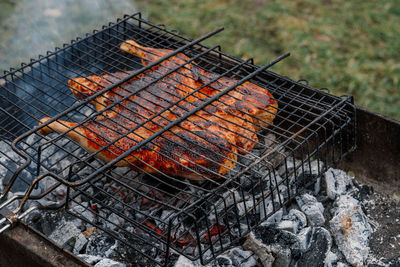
[0,13,355,266]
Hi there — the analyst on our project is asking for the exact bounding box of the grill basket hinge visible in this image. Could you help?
[0,207,18,233]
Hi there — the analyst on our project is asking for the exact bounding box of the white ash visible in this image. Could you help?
[295,193,325,226]
[236,200,256,217]
[243,225,300,267]
[275,220,300,234]
[94,258,126,267]
[105,213,125,231]
[279,157,323,179]
[297,227,332,266]
[0,140,33,192]
[325,168,355,200]
[278,209,307,234]
[258,192,283,222]
[85,232,119,258]
[48,219,87,254]
[262,208,283,226]
[208,190,245,223]
[160,209,175,222]
[226,247,258,267]
[77,254,104,265]
[329,194,372,266]
[261,133,288,168]
[174,255,198,267]
[325,251,339,267]
[69,201,96,224]
[242,234,275,267]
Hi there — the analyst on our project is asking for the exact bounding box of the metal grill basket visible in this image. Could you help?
[0,13,355,265]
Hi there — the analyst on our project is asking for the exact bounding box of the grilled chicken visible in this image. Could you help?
[38,40,278,180]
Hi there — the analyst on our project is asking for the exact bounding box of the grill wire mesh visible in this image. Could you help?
[0,13,355,265]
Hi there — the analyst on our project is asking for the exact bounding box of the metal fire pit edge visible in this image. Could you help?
[0,221,91,267]
[338,106,400,195]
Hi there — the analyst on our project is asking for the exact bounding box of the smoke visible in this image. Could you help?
[0,0,137,73]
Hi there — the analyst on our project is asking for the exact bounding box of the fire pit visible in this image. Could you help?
[0,13,359,266]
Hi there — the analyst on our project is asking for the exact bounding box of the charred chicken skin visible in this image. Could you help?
[38,40,278,180]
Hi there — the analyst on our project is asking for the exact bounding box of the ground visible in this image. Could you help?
[364,192,400,263]
[137,0,400,120]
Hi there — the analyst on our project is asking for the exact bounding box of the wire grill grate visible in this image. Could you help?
[0,13,355,265]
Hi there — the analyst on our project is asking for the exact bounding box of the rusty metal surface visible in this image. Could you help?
[338,106,400,195]
[0,222,90,267]
[0,207,18,224]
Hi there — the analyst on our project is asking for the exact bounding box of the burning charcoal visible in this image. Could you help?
[94,258,126,267]
[269,173,283,188]
[351,181,373,202]
[297,227,332,267]
[243,225,301,267]
[37,176,57,194]
[209,190,244,223]
[86,232,117,258]
[276,220,299,234]
[39,138,71,166]
[261,134,288,169]
[69,202,95,224]
[112,166,138,181]
[239,152,259,166]
[0,140,22,161]
[160,210,174,223]
[215,255,233,266]
[78,254,104,265]
[325,251,339,267]
[324,168,354,200]
[283,159,324,179]
[263,208,283,226]
[106,213,125,231]
[0,141,34,192]
[73,105,96,121]
[174,255,199,267]
[113,238,157,267]
[244,175,270,196]
[3,192,22,211]
[19,134,40,151]
[230,223,250,238]
[330,195,372,266]
[227,247,258,267]
[48,219,87,254]
[281,159,323,194]
[263,133,277,147]
[289,172,317,196]
[47,150,69,168]
[387,256,400,267]
[295,193,325,226]
[59,159,73,178]
[237,174,255,191]
[281,209,307,233]
[236,200,255,217]
[314,177,321,195]
[258,193,283,222]
[242,234,274,267]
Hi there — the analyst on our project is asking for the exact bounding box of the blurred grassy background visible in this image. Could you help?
[1,0,399,120]
[136,0,400,120]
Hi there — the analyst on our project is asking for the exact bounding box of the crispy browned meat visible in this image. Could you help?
[38,41,278,180]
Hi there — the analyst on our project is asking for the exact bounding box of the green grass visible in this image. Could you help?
[137,0,400,120]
